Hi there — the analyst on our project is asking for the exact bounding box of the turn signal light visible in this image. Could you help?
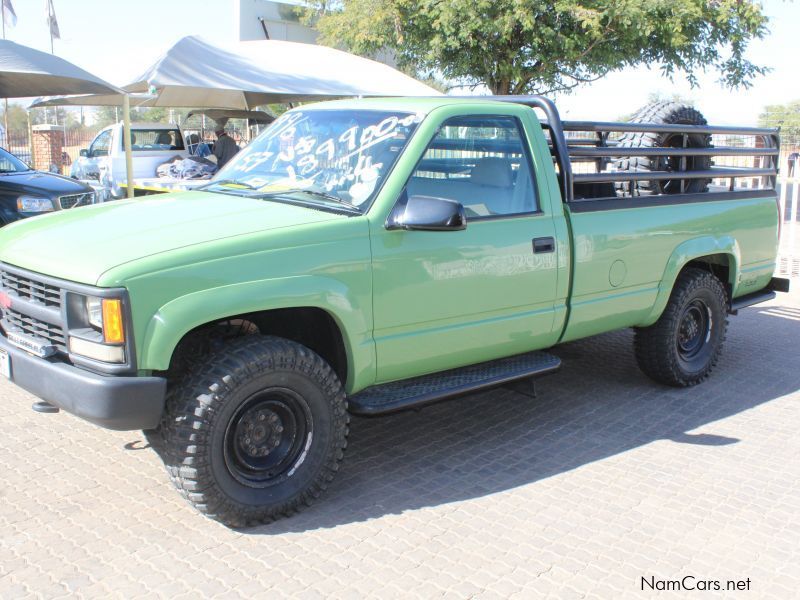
[102,299,125,344]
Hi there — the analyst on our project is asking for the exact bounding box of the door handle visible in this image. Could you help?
[532,237,555,254]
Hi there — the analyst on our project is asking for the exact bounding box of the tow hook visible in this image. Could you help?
[32,400,59,414]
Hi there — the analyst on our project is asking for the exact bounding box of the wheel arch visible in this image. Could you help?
[642,236,740,326]
[139,277,376,392]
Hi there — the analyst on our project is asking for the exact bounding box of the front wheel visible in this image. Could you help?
[634,268,728,387]
[156,336,349,527]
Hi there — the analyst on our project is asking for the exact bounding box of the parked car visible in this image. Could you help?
[70,122,189,199]
[0,97,789,527]
[0,146,95,225]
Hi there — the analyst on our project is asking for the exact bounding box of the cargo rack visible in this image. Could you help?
[491,95,780,205]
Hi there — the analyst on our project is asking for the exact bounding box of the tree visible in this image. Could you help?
[310,0,769,95]
[759,100,800,146]
[0,103,30,133]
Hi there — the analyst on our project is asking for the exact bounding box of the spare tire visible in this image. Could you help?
[615,102,712,197]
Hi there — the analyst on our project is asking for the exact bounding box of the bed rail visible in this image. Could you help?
[491,95,780,203]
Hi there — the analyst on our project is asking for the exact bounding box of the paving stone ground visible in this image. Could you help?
[1,284,799,599]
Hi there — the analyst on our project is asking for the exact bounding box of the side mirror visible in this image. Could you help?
[387,193,467,231]
[80,149,89,157]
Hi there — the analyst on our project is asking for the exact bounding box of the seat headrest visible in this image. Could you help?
[470,157,513,188]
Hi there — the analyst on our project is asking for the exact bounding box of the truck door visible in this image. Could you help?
[370,114,561,383]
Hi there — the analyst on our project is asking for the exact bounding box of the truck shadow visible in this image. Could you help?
[244,299,800,534]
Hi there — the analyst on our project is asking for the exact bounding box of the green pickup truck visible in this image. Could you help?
[0,96,788,526]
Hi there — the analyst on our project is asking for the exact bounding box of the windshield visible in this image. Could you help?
[210,109,420,212]
[0,147,31,173]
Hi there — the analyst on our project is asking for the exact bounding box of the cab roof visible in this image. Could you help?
[297,96,522,115]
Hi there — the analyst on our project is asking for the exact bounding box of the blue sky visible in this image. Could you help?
[3,0,799,125]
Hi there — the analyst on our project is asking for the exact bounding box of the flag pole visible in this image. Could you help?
[48,1,54,54]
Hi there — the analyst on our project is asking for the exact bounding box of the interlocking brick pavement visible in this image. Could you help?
[1,287,799,599]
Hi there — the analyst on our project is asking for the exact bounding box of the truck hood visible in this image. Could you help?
[0,191,345,285]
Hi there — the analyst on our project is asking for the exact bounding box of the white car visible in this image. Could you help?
[71,122,189,199]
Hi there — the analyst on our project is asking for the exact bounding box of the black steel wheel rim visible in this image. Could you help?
[676,299,712,361]
[223,388,312,488]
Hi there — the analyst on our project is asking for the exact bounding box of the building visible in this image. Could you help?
[234,0,396,67]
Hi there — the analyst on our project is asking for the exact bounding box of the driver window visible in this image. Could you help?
[407,116,538,218]
[89,130,112,157]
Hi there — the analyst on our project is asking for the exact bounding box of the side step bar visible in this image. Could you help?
[730,290,775,314]
[349,350,561,415]
[729,277,790,314]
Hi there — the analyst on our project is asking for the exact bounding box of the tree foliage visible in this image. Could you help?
[0,103,86,133]
[759,100,800,146]
[309,0,770,95]
[92,106,194,128]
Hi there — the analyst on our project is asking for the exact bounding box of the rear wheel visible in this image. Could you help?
[156,336,349,527]
[634,268,728,387]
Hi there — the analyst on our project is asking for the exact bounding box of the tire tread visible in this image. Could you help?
[155,336,349,527]
[634,268,728,387]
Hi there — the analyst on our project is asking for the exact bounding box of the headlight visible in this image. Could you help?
[82,295,125,344]
[86,296,103,329]
[17,195,54,213]
[68,337,125,363]
[68,295,127,364]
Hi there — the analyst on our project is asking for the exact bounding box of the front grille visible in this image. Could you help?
[0,270,62,308]
[58,192,94,209]
[2,307,66,349]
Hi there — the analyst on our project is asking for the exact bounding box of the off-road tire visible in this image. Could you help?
[615,102,712,197]
[155,336,349,527]
[634,268,728,387]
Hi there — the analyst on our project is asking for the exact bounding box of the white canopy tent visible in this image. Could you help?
[126,35,439,107]
[0,39,120,97]
[31,35,440,109]
[31,92,156,108]
[0,39,135,198]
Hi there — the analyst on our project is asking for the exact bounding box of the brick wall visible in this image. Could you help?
[32,125,65,173]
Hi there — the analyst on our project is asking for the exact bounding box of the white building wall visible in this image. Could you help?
[235,0,397,67]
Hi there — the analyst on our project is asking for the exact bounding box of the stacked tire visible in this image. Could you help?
[615,102,712,197]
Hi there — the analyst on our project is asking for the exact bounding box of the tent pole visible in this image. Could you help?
[2,10,7,146]
[122,94,134,199]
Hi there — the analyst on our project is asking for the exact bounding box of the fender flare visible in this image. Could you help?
[642,235,740,326]
[139,275,375,390]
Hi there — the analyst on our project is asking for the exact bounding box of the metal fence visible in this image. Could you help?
[2,127,100,174]
[777,164,800,279]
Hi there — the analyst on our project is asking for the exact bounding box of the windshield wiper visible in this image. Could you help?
[267,189,362,213]
[197,179,259,191]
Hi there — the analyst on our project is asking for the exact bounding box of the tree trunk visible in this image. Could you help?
[490,79,512,95]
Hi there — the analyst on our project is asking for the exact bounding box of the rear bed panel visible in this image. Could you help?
[559,194,778,342]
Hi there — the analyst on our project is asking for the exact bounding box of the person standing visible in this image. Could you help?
[213,127,239,169]
[788,151,799,178]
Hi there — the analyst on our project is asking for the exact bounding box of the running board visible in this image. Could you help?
[349,351,561,415]
[729,290,776,314]
[729,277,790,314]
